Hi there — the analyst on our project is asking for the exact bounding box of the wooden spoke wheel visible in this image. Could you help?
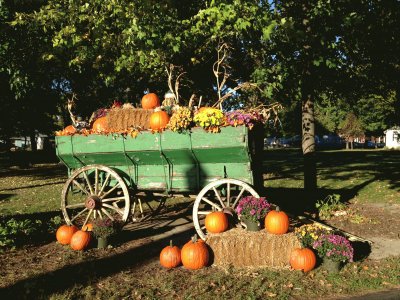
[61,165,130,228]
[193,179,259,240]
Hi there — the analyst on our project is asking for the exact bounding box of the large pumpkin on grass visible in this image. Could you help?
[160,240,181,269]
[205,211,228,233]
[290,248,316,272]
[92,116,108,133]
[56,224,78,245]
[70,230,91,251]
[141,93,160,109]
[265,206,289,235]
[149,110,170,132]
[181,235,209,270]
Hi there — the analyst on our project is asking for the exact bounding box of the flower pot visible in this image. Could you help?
[322,257,342,274]
[242,218,261,232]
[97,237,108,249]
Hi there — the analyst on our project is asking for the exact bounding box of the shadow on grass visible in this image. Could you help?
[0,219,194,299]
[0,180,65,192]
[0,193,16,202]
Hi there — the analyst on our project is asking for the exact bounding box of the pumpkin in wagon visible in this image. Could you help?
[56,224,78,245]
[205,211,228,233]
[149,110,170,132]
[181,235,209,270]
[160,240,181,269]
[141,93,160,109]
[92,116,108,133]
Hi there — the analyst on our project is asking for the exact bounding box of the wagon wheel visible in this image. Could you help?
[193,179,259,240]
[61,164,130,228]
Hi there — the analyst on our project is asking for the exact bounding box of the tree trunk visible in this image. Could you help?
[29,131,37,151]
[302,96,316,192]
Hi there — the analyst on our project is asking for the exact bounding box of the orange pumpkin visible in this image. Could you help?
[160,240,181,269]
[149,111,170,132]
[205,211,228,234]
[70,230,91,251]
[265,206,289,235]
[56,224,79,245]
[92,116,108,133]
[82,223,93,231]
[63,125,76,135]
[181,235,209,270]
[290,248,317,272]
[141,93,160,109]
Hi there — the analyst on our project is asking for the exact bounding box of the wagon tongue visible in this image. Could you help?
[85,195,102,209]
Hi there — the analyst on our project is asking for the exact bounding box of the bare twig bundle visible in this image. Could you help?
[165,64,186,105]
[250,102,284,126]
[67,93,78,126]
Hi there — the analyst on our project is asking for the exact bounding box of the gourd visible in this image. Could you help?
[70,230,91,251]
[56,224,78,245]
[141,93,160,109]
[265,206,289,235]
[290,248,317,272]
[181,235,209,270]
[160,240,181,269]
[205,211,228,234]
[149,110,170,132]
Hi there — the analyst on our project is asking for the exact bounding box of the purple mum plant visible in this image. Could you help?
[235,196,271,222]
[312,234,354,263]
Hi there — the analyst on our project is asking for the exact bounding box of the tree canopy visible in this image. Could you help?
[1,0,399,188]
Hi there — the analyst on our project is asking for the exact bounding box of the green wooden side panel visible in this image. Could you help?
[55,126,256,192]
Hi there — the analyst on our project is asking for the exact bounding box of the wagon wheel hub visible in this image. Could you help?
[85,195,102,209]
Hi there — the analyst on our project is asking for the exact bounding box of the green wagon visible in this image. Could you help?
[56,125,263,240]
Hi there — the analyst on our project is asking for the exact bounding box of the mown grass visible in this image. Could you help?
[263,149,400,211]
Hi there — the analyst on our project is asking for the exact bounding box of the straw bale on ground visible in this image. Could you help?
[206,228,300,268]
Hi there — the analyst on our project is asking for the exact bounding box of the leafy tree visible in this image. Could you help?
[338,113,364,149]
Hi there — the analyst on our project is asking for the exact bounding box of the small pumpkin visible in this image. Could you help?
[149,110,170,132]
[160,240,181,269]
[181,235,209,270]
[56,224,79,245]
[290,248,317,272]
[205,211,228,234]
[92,116,108,133]
[265,206,289,235]
[70,230,91,251]
[141,93,160,109]
[82,223,93,231]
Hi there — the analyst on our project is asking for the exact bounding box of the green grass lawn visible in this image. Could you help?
[262,149,400,213]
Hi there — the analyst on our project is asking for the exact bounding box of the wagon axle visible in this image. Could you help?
[85,195,102,210]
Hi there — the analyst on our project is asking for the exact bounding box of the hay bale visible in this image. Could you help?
[106,108,153,131]
[206,228,301,268]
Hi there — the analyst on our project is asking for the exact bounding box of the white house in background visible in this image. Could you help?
[385,127,400,149]
[11,134,50,150]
